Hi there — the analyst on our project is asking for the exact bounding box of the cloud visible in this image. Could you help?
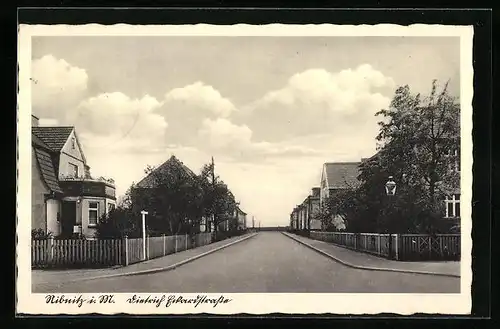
[197,118,322,162]
[32,55,89,119]
[38,118,59,126]
[155,82,238,146]
[237,64,395,143]
[165,81,236,118]
[70,92,167,153]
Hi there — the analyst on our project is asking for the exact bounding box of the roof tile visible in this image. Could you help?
[136,155,197,188]
[324,162,361,189]
[34,148,63,194]
[32,126,74,152]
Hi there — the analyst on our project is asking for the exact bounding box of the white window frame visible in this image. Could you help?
[445,194,460,218]
[108,203,115,213]
[69,163,79,178]
[88,202,99,226]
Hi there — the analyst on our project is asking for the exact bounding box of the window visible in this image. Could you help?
[445,194,460,218]
[445,148,460,173]
[69,163,79,178]
[88,202,99,226]
[108,203,115,212]
[71,137,76,149]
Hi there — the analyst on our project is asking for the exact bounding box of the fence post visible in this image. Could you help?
[162,234,166,256]
[48,236,54,266]
[395,234,399,260]
[428,236,432,259]
[175,235,178,253]
[185,233,188,250]
[378,235,381,256]
[123,235,129,266]
[147,235,150,260]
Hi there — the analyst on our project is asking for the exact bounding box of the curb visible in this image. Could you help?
[38,233,258,285]
[282,232,460,278]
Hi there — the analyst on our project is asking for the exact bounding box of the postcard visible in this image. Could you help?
[17,22,473,315]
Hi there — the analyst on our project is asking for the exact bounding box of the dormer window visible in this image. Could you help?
[69,163,79,178]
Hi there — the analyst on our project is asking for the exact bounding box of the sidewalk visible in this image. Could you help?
[32,233,256,286]
[284,232,460,277]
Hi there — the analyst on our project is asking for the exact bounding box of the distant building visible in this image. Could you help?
[319,162,361,206]
[236,207,247,230]
[289,187,321,231]
[31,115,116,238]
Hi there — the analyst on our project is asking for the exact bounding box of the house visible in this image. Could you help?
[290,207,299,230]
[236,207,247,230]
[134,155,205,234]
[444,145,461,220]
[318,162,361,230]
[319,162,362,206]
[289,187,321,231]
[308,187,321,230]
[31,114,116,238]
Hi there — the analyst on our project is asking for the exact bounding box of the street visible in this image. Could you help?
[33,232,460,293]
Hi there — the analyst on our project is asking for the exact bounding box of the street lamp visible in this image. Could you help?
[384,176,397,260]
[385,176,397,196]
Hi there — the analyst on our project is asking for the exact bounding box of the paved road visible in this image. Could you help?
[34,232,460,293]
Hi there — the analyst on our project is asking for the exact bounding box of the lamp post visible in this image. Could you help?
[385,176,397,259]
[141,210,148,261]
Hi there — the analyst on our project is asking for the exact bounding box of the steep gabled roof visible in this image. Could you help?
[135,155,197,188]
[32,133,51,151]
[32,126,74,152]
[323,162,361,189]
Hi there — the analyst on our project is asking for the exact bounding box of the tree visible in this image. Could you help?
[199,158,238,235]
[95,207,141,239]
[375,80,460,199]
[351,80,460,233]
[316,188,359,232]
[131,159,204,236]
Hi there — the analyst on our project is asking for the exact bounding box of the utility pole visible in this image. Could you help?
[252,216,255,229]
[211,156,216,234]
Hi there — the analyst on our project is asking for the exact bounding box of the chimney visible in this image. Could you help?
[32,114,39,127]
[311,187,320,197]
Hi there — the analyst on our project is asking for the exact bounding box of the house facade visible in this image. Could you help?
[236,207,247,230]
[289,187,321,231]
[32,115,116,238]
[319,162,361,206]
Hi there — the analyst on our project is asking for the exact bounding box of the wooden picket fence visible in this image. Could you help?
[310,231,460,261]
[32,232,215,269]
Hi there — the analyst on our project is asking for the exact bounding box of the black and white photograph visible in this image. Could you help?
[17,23,473,315]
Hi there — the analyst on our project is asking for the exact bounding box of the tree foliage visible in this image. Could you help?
[322,80,460,234]
[96,156,240,238]
[199,161,238,233]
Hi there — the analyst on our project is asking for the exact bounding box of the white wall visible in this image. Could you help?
[58,130,86,178]
[80,197,107,237]
[59,153,86,178]
[310,219,322,230]
[46,199,61,236]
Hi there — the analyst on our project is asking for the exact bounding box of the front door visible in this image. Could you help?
[61,201,77,237]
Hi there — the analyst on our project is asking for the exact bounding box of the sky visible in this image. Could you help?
[31,36,460,227]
